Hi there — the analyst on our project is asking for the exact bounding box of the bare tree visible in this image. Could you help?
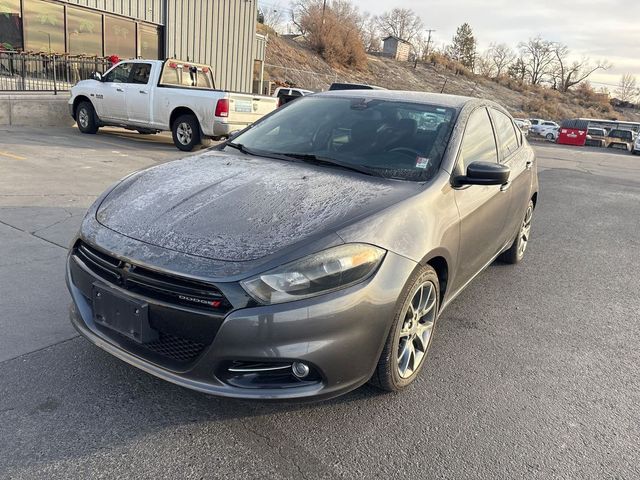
[290,0,368,68]
[359,12,381,52]
[616,74,639,102]
[259,2,285,30]
[475,50,496,77]
[409,33,431,68]
[518,36,556,85]
[551,44,610,92]
[377,8,423,43]
[487,43,515,78]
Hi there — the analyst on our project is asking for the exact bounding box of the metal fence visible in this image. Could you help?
[0,51,111,93]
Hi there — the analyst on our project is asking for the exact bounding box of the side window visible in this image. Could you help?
[458,108,498,171]
[103,63,133,83]
[491,109,520,159]
[129,63,152,84]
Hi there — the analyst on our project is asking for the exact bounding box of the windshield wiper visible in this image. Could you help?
[225,142,256,155]
[274,153,385,178]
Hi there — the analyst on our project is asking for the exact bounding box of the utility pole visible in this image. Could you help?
[425,29,436,57]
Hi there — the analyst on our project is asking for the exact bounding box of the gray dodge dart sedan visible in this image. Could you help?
[67,91,538,400]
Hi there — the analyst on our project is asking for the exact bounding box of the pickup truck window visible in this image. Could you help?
[130,63,152,85]
[104,63,133,83]
[159,61,215,89]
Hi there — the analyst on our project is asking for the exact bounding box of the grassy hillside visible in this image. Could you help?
[263,31,640,123]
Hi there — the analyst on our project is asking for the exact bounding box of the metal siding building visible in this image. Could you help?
[165,0,257,92]
[5,0,261,92]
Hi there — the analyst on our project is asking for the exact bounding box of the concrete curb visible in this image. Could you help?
[0,93,74,127]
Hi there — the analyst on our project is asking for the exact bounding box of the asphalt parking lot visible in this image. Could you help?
[1,127,639,479]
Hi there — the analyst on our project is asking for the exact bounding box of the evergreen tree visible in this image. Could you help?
[447,23,476,69]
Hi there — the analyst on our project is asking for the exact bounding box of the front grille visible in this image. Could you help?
[97,325,208,365]
[143,331,206,363]
[74,241,229,312]
[71,240,229,367]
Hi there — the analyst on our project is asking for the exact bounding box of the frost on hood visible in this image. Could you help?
[97,152,406,262]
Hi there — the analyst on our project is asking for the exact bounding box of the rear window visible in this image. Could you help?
[159,60,215,89]
[609,130,632,140]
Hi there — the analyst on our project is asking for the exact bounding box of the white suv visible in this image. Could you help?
[632,134,640,155]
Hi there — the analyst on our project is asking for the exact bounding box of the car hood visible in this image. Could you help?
[96,151,418,262]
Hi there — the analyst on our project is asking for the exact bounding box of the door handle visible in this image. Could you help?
[139,90,148,94]
[500,182,511,192]
[116,87,124,92]
[526,160,533,170]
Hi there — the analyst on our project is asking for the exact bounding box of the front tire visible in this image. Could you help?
[500,199,534,264]
[172,114,201,151]
[76,101,98,134]
[370,265,440,392]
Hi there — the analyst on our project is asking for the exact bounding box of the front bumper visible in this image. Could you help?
[67,243,416,401]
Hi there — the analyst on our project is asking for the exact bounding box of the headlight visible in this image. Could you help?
[241,244,386,304]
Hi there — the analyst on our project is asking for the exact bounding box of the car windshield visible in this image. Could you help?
[228,96,457,181]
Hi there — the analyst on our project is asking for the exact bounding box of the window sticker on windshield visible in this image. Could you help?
[416,157,430,169]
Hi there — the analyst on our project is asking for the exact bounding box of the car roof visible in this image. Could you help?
[316,90,479,109]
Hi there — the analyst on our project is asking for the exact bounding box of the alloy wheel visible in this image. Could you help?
[397,281,437,379]
[176,122,193,145]
[518,203,534,257]
[78,108,89,128]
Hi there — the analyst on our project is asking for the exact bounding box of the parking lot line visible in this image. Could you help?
[0,150,26,161]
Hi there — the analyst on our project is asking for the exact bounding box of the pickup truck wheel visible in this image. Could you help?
[76,101,98,134]
[172,114,201,151]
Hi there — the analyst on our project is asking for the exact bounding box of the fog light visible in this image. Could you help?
[291,361,310,379]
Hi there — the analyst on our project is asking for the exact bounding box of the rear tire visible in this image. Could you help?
[546,133,554,140]
[76,101,98,134]
[370,265,440,392]
[172,114,201,151]
[500,199,534,264]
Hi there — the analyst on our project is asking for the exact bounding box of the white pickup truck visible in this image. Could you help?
[68,59,278,151]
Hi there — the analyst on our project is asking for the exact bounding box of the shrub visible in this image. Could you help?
[297,1,368,69]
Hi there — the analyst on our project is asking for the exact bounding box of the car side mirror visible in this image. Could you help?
[90,72,102,81]
[454,161,510,186]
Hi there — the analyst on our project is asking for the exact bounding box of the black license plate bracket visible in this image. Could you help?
[92,284,157,344]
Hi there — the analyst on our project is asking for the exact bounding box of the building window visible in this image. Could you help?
[23,0,65,53]
[139,24,160,59]
[105,15,135,59]
[0,0,23,50]
[67,7,102,56]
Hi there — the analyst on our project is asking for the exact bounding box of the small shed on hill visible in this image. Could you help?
[382,36,411,61]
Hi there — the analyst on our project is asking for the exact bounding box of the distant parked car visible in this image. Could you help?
[606,129,635,151]
[585,128,607,148]
[329,82,387,91]
[274,87,314,107]
[514,118,531,136]
[530,121,559,136]
[633,134,640,155]
[529,123,559,141]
